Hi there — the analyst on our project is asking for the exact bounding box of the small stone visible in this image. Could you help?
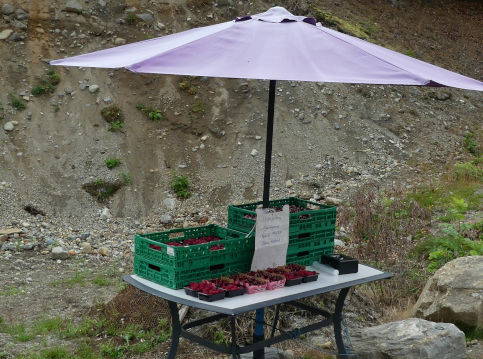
[68,249,76,256]
[51,246,69,260]
[334,124,340,130]
[0,29,14,40]
[136,13,154,23]
[80,242,91,254]
[15,8,28,20]
[334,239,345,247]
[4,121,15,131]
[325,197,342,205]
[285,179,293,188]
[315,164,323,169]
[103,96,112,103]
[163,198,176,210]
[88,85,99,93]
[64,0,83,14]
[1,4,14,15]
[114,37,126,45]
[98,0,107,7]
[201,135,209,141]
[100,207,111,219]
[98,246,109,256]
[160,214,172,224]
[250,149,258,156]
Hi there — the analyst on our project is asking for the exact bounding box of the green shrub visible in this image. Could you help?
[453,161,483,181]
[415,224,483,273]
[136,104,163,121]
[101,105,124,123]
[170,171,191,199]
[119,172,132,185]
[108,121,125,132]
[32,86,48,96]
[9,94,26,111]
[125,12,138,25]
[463,132,478,155]
[83,180,122,202]
[105,158,121,169]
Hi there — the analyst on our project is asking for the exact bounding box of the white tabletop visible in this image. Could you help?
[124,264,392,315]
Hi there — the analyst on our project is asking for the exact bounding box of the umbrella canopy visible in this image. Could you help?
[51,6,482,90]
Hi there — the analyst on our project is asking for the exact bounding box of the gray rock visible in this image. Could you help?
[80,232,90,240]
[351,318,466,359]
[1,4,14,15]
[80,242,91,254]
[163,198,176,210]
[103,96,112,103]
[64,0,83,14]
[9,32,23,41]
[160,214,172,224]
[325,197,342,205]
[0,29,13,40]
[88,84,99,93]
[100,207,111,219]
[114,37,126,45]
[412,255,483,329]
[98,0,107,7]
[136,13,154,24]
[4,122,15,132]
[15,8,28,20]
[51,246,69,260]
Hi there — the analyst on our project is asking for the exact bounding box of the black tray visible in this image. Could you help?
[285,277,303,286]
[198,291,226,302]
[225,287,245,297]
[320,254,358,274]
[302,274,318,283]
[184,287,199,297]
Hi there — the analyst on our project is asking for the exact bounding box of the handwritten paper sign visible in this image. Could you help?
[251,205,289,271]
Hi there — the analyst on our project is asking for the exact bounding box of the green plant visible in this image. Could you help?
[465,327,483,341]
[32,86,48,96]
[9,94,26,111]
[190,101,205,114]
[178,79,197,95]
[453,161,483,181]
[108,121,125,132]
[405,49,416,57]
[213,330,228,346]
[92,275,109,286]
[125,12,138,25]
[119,172,132,185]
[415,224,483,273]
[101,105,124,123]
[82,180,122,202]
[170,171,191,198]
[136,103,163,121]
[463,132,478,155]
[105,158,121,169]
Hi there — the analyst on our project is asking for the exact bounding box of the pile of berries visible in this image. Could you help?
[150,236,224,251]
[244,204,312,219]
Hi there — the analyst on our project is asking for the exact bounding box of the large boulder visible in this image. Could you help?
[412,255,483,329]
[351,318,466,359]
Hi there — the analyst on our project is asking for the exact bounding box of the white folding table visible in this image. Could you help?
[123,264,392,358]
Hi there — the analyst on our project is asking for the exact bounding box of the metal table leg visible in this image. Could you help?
[270,304,281,339]
[167,300,181,359]
[231,316,240,359]
[333,288,350,358]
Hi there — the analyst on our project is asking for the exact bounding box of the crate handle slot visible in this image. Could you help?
[296,251,309,257]
[169,233,184,240]
[298,214,312,220]
[149,244,162,251]
[298,233,310,239]
[148,263,161,272]
[210,263,225,271]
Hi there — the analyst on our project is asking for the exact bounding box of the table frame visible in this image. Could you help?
[123,265,392,359]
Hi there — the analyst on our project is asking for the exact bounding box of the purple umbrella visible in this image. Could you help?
[51,6,482,359]
[51,6,483,208]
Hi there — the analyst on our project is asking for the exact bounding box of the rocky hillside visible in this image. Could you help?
[0,0,481,230]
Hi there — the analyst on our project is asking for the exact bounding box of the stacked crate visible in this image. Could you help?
[227,197,337,266]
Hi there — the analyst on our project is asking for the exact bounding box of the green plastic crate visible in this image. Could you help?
[227,197,336,252]
[134,224,254,271]
[286,243,334,267]
[134,255,251,289]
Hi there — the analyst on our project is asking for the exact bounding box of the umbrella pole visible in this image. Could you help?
[253,79,276,359]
